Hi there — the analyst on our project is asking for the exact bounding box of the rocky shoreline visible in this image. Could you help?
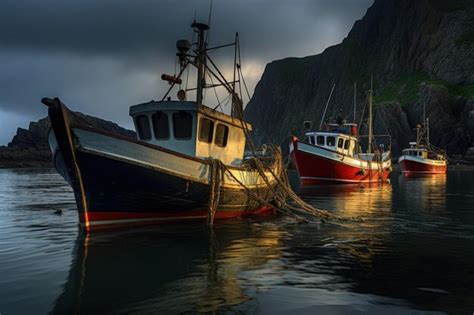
[0,113,135,169]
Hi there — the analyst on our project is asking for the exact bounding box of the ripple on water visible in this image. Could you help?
[1,169,474,314]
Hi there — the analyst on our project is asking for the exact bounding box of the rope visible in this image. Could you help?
[231,94,359,222]
[207,159,222,225]
[196,33,362,224]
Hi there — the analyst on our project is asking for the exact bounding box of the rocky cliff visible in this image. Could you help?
[0,113,135,168]
[245,0,474,160]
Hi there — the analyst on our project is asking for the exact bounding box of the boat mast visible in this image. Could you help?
[353,82,357,122]
[354,82,357,123]
[319,83,336,129]
[193,22,209,106]
[426,117,430,147]
[367,77,373,154]
[231,33,239,118]
[423,99,430,147]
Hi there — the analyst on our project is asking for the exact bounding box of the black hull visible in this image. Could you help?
[43,98,276,230]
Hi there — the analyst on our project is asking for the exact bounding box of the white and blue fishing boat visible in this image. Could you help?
[43,22,281,231]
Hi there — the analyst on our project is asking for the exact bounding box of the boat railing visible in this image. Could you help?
[358,134,392,153]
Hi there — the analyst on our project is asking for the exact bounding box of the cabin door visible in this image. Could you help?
[342,139,351,156]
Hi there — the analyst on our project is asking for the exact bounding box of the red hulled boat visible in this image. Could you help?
[398,118,447,176]
[290,87,392,185]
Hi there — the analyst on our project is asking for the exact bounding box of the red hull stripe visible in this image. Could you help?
[83,205,274,229]
[291,149,390,184]
[399,159,447,174]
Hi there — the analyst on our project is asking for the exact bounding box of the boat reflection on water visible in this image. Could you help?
[51,221,285,314]
[397,172,447,214]
[298,182,394,264]
[48,173,474,313]
[291,175,474,312]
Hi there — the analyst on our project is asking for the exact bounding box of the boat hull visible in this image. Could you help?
[398,155,447,175]
[53,149,273,230]
[44,98,277,231]
[290,139,391,185]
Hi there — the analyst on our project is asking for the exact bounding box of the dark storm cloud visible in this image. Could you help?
[0,0,373,144]
[0,0,373,60]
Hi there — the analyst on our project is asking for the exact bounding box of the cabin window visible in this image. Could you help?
[327,136,335,147]
[152,111,169,140]
[136,115,151,140]
[344,139,350,150]
[173,111,193,139]
[215,124,229,147]
[317,136,325,145]
[337,138,344,149]
[199,117,214,143]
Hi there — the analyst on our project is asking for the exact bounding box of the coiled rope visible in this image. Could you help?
[205,107,361,225]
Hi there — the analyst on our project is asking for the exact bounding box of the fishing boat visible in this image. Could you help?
[43,22,281,231]
[398,118,447,175]
[290,84,392,185]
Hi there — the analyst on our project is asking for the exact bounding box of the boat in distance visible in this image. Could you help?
[43,22,281,231]
[398,118,447,176]
[290,86,392,185]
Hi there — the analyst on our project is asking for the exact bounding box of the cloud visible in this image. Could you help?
[0,0,373,144]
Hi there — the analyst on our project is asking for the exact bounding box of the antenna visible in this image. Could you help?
[208,0,213,26]
[206,0,214,43]
[319,83,336,130]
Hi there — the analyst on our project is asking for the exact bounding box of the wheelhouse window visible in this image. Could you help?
[215,123,229,147]
[317,136,325,145]
[136,115,151,140]
[344,139,350,150]
[327,136,335,147]
[199,117,214,143]
[152,111,169,140]
[337,138,344,149]
[173,111,193,139]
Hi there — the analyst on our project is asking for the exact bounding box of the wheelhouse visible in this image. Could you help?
[129,100,251,165]
[403,148,428,158]
[305,131,358,157]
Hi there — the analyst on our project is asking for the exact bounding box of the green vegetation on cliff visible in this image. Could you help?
[375,72,474,105]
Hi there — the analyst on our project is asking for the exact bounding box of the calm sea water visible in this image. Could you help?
[0,168,473,314]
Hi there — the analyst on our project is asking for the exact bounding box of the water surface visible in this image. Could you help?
[0,168,473,314]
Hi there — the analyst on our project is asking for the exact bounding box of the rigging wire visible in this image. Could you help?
[214,93,231,110]
[237,39,244,104]
[185,30,196,91]
[238,65,252,103]
[207,71,222,110]
[206,0,214,43]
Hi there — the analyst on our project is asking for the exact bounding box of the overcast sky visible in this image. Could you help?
[0,0,373,145]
